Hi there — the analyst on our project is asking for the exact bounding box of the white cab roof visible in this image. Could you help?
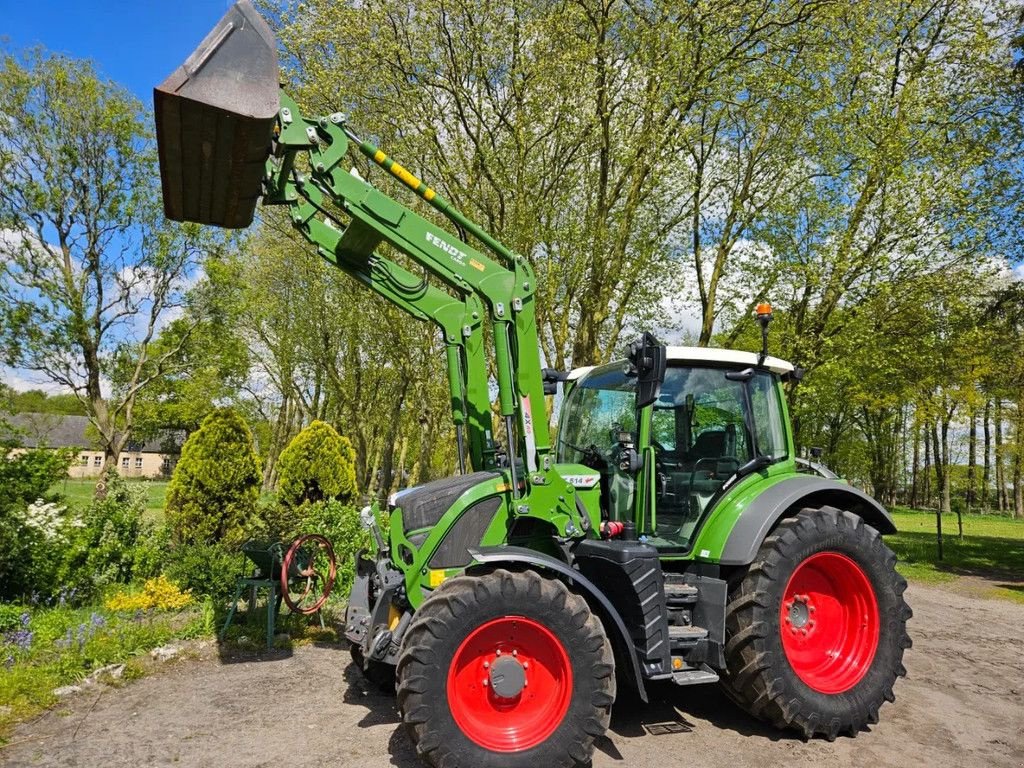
[567,346,793,380]
[666,346,794,375]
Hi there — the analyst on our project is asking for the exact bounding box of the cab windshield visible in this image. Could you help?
[557,362,788,551]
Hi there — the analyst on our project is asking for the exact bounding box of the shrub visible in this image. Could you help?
[0,447,76,601]
[0,447,75,509]
[0,604,27,633]
[105,576,192,612]
[276,421,357,509]
[164,543,244,605]
[59,474,163,598]
[299,501,371,599]
[165,408,261,546]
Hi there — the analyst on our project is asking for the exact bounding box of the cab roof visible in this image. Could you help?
[568,345,794,381]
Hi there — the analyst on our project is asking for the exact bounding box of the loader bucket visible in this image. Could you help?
[154,0,279,229]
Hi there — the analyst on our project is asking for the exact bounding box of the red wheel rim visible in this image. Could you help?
[780,552,880,694]
[447,616,572,752]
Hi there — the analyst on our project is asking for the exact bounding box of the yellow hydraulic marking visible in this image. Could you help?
[424,188,436,201]
[429,569,448,588]
[495,482,511,493]
[388,603,401,630]
[468,258,486,272]
[389,160,422,190]
[373,149,386,163]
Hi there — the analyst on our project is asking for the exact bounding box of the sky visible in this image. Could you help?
[0,0,234,104]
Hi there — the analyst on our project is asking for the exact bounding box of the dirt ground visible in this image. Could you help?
[2,582,1022,768]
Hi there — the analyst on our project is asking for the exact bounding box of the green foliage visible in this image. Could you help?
[165,408,261,546]
[163,544,243,605]
[277,420,357,508]
[59,475,167,599]
[0,447,75,510]
[0,604,26,633]
[298,500,371,599]
[7,390,87,416]
[0,447,76,601]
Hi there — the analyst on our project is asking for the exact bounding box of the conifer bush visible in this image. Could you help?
[276,420,357,508]
[165,408,261,546]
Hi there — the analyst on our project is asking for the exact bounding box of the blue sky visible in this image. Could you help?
[0,0,233,103]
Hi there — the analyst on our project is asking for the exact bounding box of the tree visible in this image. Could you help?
[0,49,221,489]
[165,408,261,546]
[276,420,357,508]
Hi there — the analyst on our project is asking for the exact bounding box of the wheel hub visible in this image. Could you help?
[785,594,812,631]
[489,655,527,698]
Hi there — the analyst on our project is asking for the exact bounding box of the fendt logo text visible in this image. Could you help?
[426,231,467,265]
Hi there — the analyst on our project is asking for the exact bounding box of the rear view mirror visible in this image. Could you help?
[154,0,280,228]
[628,332,667,409]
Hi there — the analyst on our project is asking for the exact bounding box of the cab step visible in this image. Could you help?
[671,663,720,686]
[668,624,708,643]
[663,582,699,604]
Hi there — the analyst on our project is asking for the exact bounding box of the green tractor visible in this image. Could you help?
[154,3,911,766]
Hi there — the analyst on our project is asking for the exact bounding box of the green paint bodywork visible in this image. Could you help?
[260,90,818,601]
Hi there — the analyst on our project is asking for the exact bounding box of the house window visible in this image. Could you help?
[93,456,102,467]
[121,456,129,469]
[135,457,143,469]
[80,455,89,466]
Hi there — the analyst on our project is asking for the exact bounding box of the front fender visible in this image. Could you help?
[467,545,648,703]
[718,475,896,566]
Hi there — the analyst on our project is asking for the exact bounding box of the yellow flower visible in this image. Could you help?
[105,576,193,612]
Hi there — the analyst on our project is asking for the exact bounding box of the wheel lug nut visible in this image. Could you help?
[523,662,529,669]
[496,650,502,656]
[483,661,490,668]
[801,629,807,636]
[512,650,518,657]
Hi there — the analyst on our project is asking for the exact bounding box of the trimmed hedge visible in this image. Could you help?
[276,420,356,508]
[165,408,261,546]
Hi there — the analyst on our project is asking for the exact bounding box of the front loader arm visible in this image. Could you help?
[276,172,495,472]
[265,94,555,478]
[261,94,585,534]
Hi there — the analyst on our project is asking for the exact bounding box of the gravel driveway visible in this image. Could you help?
[3,582,1022,768]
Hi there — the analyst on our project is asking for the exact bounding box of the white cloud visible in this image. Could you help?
[1,366,71,395]
[0,228,59,263]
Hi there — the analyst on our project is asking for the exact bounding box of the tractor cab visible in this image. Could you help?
[557,347,795,552]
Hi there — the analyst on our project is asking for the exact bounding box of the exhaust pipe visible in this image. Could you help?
[154,0,279,228]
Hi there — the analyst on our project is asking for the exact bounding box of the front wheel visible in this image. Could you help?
[396,568,615,768]
[721,507,912,740]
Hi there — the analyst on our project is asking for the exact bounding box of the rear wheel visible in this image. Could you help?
[721,507,912,740]
[396,569,615,768]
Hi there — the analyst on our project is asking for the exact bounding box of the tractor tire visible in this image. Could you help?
[396,568,615,768]
[721,506,912,740]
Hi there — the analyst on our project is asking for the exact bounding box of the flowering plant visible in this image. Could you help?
[105,575,193,612]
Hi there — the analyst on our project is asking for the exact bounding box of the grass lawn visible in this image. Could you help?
[888,508,1024,603]
[51,478,168,520]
